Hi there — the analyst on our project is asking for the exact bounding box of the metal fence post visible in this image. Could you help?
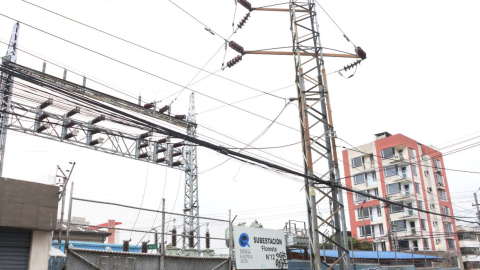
[229,210,233,270]
[423,247,427,267]
[350,236,355,266]
[411,247,415,266]
[161,198,165,270]
[65,182,74,257]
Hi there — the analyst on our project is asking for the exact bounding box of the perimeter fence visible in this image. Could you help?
[60,196,232,270]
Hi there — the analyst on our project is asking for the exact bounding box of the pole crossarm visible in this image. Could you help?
[0,59,192,128]
[245,50,359,58]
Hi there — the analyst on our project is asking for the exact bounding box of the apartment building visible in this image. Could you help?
[342,132,459,254]
[456,225,480,269]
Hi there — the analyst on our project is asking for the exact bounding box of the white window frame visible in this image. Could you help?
[434,159,442,169]
[384,165,398,177]
[352,156,364,168]
[380,148,395,159]
[354,173,366,184]
[438,189,448,201]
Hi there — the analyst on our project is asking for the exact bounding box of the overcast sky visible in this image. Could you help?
[0,0,479,236]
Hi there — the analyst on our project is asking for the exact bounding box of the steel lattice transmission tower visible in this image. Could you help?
[0,22,19,176]
[289,1,350,269]
[183,92,200,252]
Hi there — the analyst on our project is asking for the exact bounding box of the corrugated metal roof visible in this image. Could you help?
[291,249,442,260]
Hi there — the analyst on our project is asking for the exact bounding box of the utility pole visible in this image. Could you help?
[473,192,480,224]
[57,162,76,250]
[227,0,364,268]
[183,93,199,252]
[288,2,351,269]
[0,22,19,176]
[361,202,368,242]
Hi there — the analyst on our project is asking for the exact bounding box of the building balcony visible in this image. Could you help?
[388,155,410,166]
[398,209,418,220]
[443,216,452,223]
[391,174,413,184]
[391,190,416,202]
[436,181,446,190]
[396,229,421,239]
[445,231,455,238]
[372,233,387,241]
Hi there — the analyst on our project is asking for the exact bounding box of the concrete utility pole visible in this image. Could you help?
[0,22,19,176]
[361,201,368,242]
[473,191,480,224]
[57,162,76,250]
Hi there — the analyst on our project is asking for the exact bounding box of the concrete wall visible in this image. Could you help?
[29,230,52,270]
[0,177,59,231]
[66,248,229,270]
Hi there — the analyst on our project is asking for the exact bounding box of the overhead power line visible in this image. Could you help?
[0,14,301,137]
[3,65,477,225]
[19,1,286,101]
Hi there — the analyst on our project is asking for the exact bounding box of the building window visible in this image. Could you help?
[354,173,366,184]
[433,221,437,227]
[352,156,364,168]
[423,238,429,250]
[392,220,407,231]
[458,233,477,241]
[376,206,382,217]
[441,206,450,216]
[399,166,411,178]
[366,172,376,182]
[357,208,370,220]
[390,202,404,213]
[438,190,448,201]
[430,203,435,209]
[421,219,427,230]
[359,225,372,237]
[435,174,444,186]
[355,191,368,203]
[384,165,397,177]
[427,187,432,193]
[460,247,480,254]
[435,239,441,245]
[412,165,418,176]
[433,159,442,169]
[409,148,416,159]
[445,223,453,236]
[418,201,423,210]
[447,239,455,250]
[381,148,395,159]
[398,240,409,250]
[386,183,401,195]
[415,183,420,194]
[369,154,374,164]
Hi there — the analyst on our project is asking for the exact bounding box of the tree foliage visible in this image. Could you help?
[321,237,373,251]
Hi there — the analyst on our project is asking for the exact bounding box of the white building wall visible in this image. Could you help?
[28,230,51,270]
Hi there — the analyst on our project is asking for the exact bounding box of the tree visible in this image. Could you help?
[320,237,373,251]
